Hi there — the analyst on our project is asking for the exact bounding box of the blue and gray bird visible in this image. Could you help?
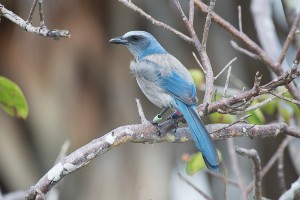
[110,31,219,172]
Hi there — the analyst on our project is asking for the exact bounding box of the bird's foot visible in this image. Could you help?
[167,110,182,133]
[151,121,162,136]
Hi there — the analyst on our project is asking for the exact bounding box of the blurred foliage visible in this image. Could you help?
[189,69,204,87]
[186,149,222,175]
[247,101,266,125]
[0,76,28,119]
[209,112,237,124]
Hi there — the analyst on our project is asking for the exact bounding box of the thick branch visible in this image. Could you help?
[25,122,299,199]
[0,4,70,39]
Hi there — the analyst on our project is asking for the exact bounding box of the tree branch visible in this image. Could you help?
[235,147,262,200]
[246,136,293,194]
[194,0,300,102]
[25,121,300,199]
[117,0,193,43]
[198,69,300,115]
[0,4,70,39]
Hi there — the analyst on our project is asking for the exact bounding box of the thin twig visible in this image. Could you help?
[211,114,251,134]
[269,91,300,106]
[188,0,194,26]
[235,146,262,200]
[27,0,38,23]
[214,57,237,80]
[222,66,231,98]
[135,98,147,124]
[178,173,213,200]
[202,0,216,49]
[118,0,193,43]
[38,0,45,28]
[227,139,247,200]
[172,0,215,104]
[195,0,300,101]
[244,90,287,112]
[198,69,300,115]
[277,13,300,67]
[54,140,71,164]
[192,52,206,74]
[277,150,287,193]
[205,169,240,188]
[245,136,293,194]
[230,40,260,60]
[195,0,275,71]
[238,5,243,33]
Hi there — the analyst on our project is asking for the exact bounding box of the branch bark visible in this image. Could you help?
[25,122,299,199]
[0,4,70,39]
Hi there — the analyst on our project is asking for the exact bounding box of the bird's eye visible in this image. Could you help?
[131,36,140,41]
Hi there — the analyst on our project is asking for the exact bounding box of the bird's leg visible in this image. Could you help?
[152,107,169,124]
[151,108,168,136]
[167,110,182,133]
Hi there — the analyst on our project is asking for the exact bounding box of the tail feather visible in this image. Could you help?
[175,99,220,172]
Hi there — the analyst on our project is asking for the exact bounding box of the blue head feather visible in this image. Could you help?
[120,31,167,60]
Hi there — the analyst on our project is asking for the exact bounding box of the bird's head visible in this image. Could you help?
[109,31,167,60]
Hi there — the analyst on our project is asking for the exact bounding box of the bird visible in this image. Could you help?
[109,31,220,172]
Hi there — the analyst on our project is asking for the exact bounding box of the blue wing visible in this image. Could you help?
[159,71,197,105]
[140,54,197,105]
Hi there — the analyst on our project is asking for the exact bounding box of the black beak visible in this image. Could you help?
[109,37,128,45]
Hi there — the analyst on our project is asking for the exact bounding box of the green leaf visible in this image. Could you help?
[186,150,222,175]
[248,108,265,125]
[189,69,204,87]
[0,76,28,119]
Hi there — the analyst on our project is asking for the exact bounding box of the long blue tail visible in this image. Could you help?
[175,99,220,172]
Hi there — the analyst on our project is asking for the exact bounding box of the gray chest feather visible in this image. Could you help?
[130,60,175,108]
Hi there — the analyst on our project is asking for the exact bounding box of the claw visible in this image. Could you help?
[151,121,162,136]
[167,110,182,133]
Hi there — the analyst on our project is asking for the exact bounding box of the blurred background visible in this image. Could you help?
[0,0,299,199]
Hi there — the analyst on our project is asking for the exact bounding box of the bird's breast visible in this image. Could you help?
[130,58,176,108]
[136,77,175,108]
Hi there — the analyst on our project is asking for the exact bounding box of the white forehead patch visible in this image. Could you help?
[123,31,151,38]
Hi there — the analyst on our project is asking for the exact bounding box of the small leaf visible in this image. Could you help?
[0,76,28,119]
[186,150,223,175]
[186,152,206,175]
[189,69,204,87]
